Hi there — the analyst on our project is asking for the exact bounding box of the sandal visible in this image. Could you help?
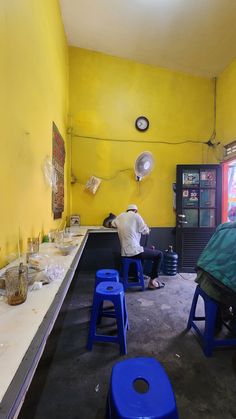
[148,279,165,290]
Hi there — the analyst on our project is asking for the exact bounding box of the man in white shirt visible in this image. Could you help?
[111,204,164,290]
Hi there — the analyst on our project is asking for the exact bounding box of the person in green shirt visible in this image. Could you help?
[195,221,236,327]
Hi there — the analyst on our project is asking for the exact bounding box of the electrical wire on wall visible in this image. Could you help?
[209,77,236,162]
[68,76,223,182]
[72,132,212,146]
[69,134,221,184]
[67,120,134,185]
[67,115,75,182]
[206,77,223,162]
[70,130,221,183]
[210,77,217,143]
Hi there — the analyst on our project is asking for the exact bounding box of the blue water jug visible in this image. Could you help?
[163,245,178,276]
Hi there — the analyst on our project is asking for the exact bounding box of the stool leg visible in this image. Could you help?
[203,300,218,357]
[105,393,111,419]
[123,294,129,330]
[87,295,101,351]
[137,260,145,290]
[93,288,103,325]
[97,302,103,324]
[187,287,199,330]
[122,262,129,291]
[115,296,127,355]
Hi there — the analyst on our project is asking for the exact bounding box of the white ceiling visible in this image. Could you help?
[59,0,236,77]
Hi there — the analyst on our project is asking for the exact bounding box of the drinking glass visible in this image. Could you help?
[5,264,28,305]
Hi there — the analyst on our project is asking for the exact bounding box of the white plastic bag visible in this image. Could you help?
[84,176,101,194]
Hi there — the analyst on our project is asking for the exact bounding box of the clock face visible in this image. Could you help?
[135,116,149,131]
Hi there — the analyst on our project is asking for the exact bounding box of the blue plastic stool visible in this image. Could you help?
[187,285,236,357]
[87,282,129,355]
[95,269,120,321]
[95,269,120,287]
[107,357,179,419]
[121,257,145,291]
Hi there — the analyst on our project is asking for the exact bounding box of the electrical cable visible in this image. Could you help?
[72,133,209,146]
[209,77,217,141]
[70,168,133,184]
[212,145,223,162]
[70,76,222,182]
[92,168,132,181]
[71,78,219,148]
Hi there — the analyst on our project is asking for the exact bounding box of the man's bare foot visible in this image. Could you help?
[148,278,165,290]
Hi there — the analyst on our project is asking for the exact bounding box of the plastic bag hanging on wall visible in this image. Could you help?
[43,156,58,192]
[85,176,101,194]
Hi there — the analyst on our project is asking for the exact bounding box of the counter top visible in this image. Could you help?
[0,226,116,419]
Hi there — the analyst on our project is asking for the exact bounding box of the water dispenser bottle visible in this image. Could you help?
[163,245,178,276]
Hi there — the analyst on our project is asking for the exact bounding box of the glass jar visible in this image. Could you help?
[27,237,39,253]
[26,237,40,263]
[5,264,28,305]
[53,231,64,243]
[48,231,64,243]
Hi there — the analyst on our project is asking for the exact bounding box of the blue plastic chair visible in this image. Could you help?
[121,257,145,291]
[87,281,129,355]
[107,357,179,419]
[187,285,236,357]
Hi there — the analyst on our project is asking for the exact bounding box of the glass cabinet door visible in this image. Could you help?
[182,209,198,227]
[182,170,199,187]
[200,189,215,207]
[176,164,222,272]
[182,189,199,208]
[200,169,216,187]
[200,209,215,227]
[180,168,217,228]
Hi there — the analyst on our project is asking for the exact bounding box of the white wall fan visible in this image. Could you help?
[134,151,154,181]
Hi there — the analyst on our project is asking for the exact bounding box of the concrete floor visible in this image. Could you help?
[19,269,236,419]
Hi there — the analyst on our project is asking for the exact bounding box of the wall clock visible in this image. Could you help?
[135,116,149,132]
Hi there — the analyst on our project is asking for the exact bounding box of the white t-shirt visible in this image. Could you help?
[111,211,150,256]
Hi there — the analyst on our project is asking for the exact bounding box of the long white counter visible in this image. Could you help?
[0,226,116,419]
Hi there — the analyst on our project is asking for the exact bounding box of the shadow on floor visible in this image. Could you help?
[19,270,236,419]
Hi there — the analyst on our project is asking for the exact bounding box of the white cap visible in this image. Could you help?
[127,204,138,211]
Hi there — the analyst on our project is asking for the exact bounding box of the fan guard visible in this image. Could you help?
[134,151,154,181]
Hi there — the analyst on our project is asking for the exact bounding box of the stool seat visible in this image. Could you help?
[96,281,123,296]
[121,257,145,291]
[87,281,129,355]
[187,285,236,357]
[108,357,178,419]
[95,269,119,287]
[95,269,120,321]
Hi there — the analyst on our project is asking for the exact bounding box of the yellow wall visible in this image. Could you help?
[217,58,236,145]
[2,1,229,267]
[0,0,69,267]
[69,47,215,227]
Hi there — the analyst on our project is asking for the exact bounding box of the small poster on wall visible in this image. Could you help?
[52,122,65,219]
